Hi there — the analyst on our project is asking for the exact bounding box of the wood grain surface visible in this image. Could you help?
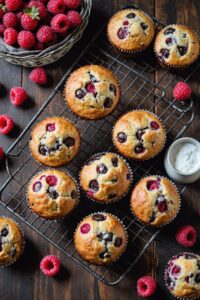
[0,1,200,299]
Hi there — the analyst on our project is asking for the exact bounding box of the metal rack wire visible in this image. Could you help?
[0,7,199,285]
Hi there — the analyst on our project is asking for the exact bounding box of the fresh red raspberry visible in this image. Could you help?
[64,0,81,9]
[0,4,6,19]
[0,0,5,4]
[0,114,14,135]
[137,276,157,298]
[47,0,66,15]
[66,10,82,28]
[29,67,47,85]
[40,255,61,277]
[34,40,44,50]
[176,225,197,247]
[21,7,40,31]
[4,28,18,45]
[28,1,47,20]
[51,14,70,33]
[18,30,35,49]
[36,25,53,43]
[0,22,6,35]
[5,0,22,11]
[173,82,192,101]
[3,12,18,28]
[10,86,28,106]
[0,146,4,160]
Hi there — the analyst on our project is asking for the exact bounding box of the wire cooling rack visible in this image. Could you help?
[0,6,199,285]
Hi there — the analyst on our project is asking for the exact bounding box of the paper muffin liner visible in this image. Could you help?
[112,109,167,161]
[0,216,25,268]
[63,67,122,121]
[74,211,128,265]
[154,24,200,70]
[130,175,181,228]
[26,169,80,221]
[29,116,81,168]
[164,252,200,300]
[107,8,156,56]
[79,151,133,204]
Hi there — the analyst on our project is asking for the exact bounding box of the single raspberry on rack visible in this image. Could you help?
[3,12,18,28]
[21,7,40,31]
[10,86,28,106]
[47,0,66,15]
[66,10,82,28]
[0,23,6,35]
[51,14,70,33]
[36,25,53,43]
[0,114,14,135]
[0,146,4,160]
[18,30,35,49]
[173,82,192,101]
[40,255,61,277]
[176,225,197,247]
[4,28,18,45]
[28,1,47,20]
[29,67,47,85]
[5,0,22,11]
[137,276,157,298]
[65,0,81,9]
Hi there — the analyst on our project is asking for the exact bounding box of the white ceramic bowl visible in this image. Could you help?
[164,137,200,184]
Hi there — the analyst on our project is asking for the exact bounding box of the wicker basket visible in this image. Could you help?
[0,0,92,67]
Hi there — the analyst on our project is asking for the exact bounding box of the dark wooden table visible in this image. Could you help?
[0,1,200,299]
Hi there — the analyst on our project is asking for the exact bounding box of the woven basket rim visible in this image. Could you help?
[0,0,92,59]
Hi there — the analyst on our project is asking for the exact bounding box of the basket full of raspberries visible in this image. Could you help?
[0,0,92,66]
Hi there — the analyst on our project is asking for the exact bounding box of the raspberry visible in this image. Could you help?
[34,40,44,50]
[173,82,192,101]
[4,28,18,45]
[64,0,81,9]
[51,14,70,33]
[47,0,66,15]
[10,86,28,106]
[0,114,14,135]
[29,67,47,85]
[0,146,4,160]
[21,7,40,31]
[28,1,47,20]
[0,23,6,35]
[137,276,157,298]
[66,10,82,28]
[5,0,22,11]
[176,225,197,247]
[40,255,61,277]
[18,30,35,49]
[36,25,53,43]
[3,12,18,28]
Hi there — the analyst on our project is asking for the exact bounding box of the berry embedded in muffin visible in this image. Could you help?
[27,169,79,220]
[29,117,80,167]
[0,217,24,267]
[113,110,166,160]
[64,65,121,120]
[80,152,132,203]
[130,176,180,227]
[107,8,155,53]
[74,213,127,265]
[154,24,200,69]
[165,253,200,299]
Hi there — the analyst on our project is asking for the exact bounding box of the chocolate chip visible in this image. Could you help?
[104,232,113,242]
[111,157,118,167]
[134,143,145,154]
[89,180,99,192]
[48,187,59,199]
[136,129,145,140]
[1,228,8,237]
[160,48,170,59]
[140,22,148,31]
[92,213,106,222]
[63,137,75,147]
[96,163,108,174]
[177,46,188,56]
[104,97,113,108]
[164,27,175,35]
[117,132,127,143]
[39,144,49,156]
[126,12,136,18]
[109,83,116,95]
[75,89,86,99]
[89,73,98,83]
[182,33,187,38]
[114,237,123,247]
[195,274,200,283]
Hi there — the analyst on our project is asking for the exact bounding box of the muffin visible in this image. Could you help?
[80,152,132,203]
[74,213,127,265]
[64,65,121,120]
[113,110,166,160]
[154,24,200,69]
[29,117,80,167]
[27,169,79,220]
[130,176,180,227]
[0,217,24,267]
[165,253,200,299]
[107,8,155,54]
